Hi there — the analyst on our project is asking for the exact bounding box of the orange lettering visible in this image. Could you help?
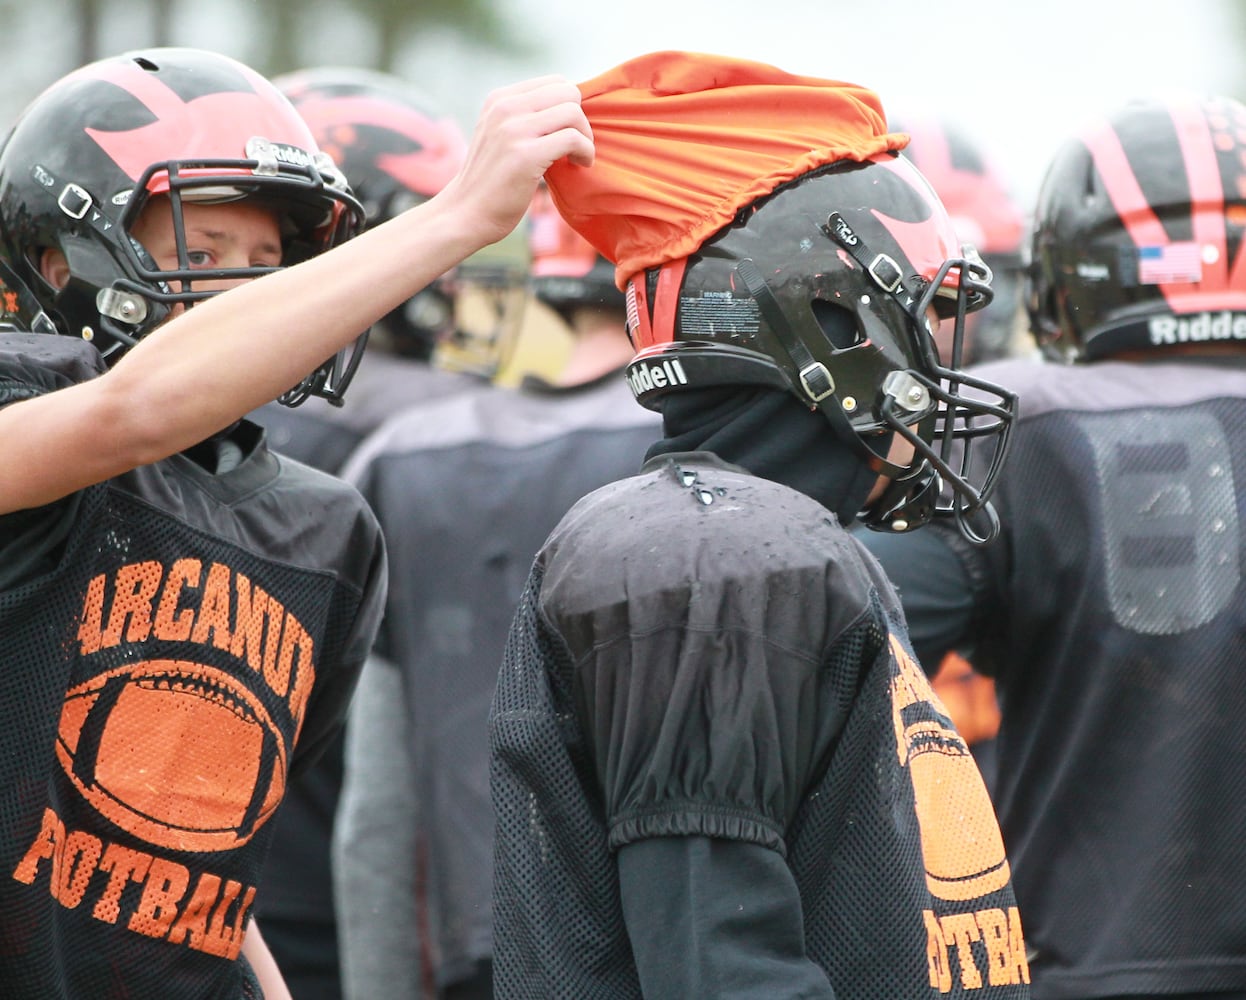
[77,575,107,655]
[168,872,220,949]
[1007,906,1030,984]
[153,558,201,641]
[924,909,952,992]
[190,562,234,651]
[102,561,162,647]
[12,807,61,884]
[203,879,251,959]
[260,594,286,681]
[12,808,265,962]
[127,857,189,938]
[284,618,316,736]
[93,843,152,924]
[230,573,271,672]
[168,874,255,958]
[225,885,256,960]
[977,907,1025,986]
[56,830,102,909]
[273,614,313,699]
[940,912,984,989]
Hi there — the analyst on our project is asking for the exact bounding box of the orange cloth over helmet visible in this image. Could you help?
[544,50,908,289]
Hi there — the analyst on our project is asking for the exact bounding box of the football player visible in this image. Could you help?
[333,182,657,1000]
[243,66,486,1000]
[0,46,591,1000]
[862,95,1246,999]
[489,51,1028,999]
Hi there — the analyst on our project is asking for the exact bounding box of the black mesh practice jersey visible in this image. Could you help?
[335,371,659,993]
[490,452,1031,999]
[0,334,386,999]
[864,355,1246,999]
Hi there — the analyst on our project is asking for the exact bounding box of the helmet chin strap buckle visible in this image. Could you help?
[57,183,92,220]
[798,361,835,401]
[868,252,903,294]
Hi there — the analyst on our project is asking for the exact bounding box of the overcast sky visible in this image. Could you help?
[398,0,1244,212]
[2,0,1239,221]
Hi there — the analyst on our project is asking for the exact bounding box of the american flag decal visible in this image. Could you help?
[1137,242,1203,285]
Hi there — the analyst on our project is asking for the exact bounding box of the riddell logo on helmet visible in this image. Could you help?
[1148,311,1246,345]
[626,358,689,397]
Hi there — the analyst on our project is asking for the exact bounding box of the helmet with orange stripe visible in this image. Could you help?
[624,153,1017,542]
[0,47,365,405]
[526,182,623,325]
[1028,95,1246,363]
[274,66,468,361]
[889,113,1026,364]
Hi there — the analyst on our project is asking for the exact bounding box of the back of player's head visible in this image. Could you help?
[274,65,468,361]
[526,183,624,326]
[545,51,1016,543]
[1027,95,1246,362]
[889,112,1026,364]
[0,47,366,405]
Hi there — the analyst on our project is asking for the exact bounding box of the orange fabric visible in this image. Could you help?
[545,51,908,288]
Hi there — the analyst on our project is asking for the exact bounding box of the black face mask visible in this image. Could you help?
[646,386,883,527]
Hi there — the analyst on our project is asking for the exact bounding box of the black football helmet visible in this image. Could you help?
[527,182,625,325]
[889,113,1026,364]
[1028,95,1246,362]
[274,65,468,360]
[624,153,1017,542]
[0,47,366,406]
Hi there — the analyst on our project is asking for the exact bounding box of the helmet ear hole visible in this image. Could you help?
[812,299,861,350]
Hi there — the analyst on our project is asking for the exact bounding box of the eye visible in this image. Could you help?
[185,249,213,268]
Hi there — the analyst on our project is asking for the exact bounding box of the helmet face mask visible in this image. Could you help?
[0,47,366,406]
[1027,95,1246,363]
[623,155,1016,542]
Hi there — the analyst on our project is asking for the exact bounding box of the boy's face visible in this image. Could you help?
[39,195,284,315]
[129,195,284,305]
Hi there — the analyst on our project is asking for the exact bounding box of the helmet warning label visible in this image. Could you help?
[678,293,760,340]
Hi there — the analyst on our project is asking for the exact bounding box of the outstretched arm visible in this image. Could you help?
[0,75,593,515]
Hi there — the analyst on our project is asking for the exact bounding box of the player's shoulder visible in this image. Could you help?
[343,375,657,485]
[544,452,866,585]
[0,332,105,400]
[537,451,883,642]
[974,352,1246,420]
